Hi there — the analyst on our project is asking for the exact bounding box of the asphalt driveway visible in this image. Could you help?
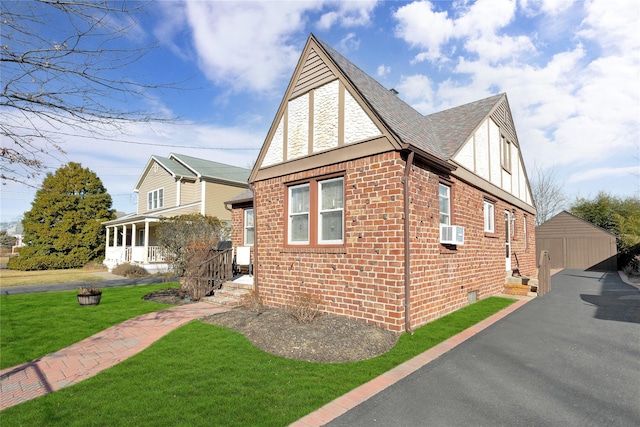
[327,269,640,426]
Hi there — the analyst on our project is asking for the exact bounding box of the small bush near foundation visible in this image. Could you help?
[623,255,640,277]
[288,292,323,324]
[112,263,149,278]
[241,290,264,313]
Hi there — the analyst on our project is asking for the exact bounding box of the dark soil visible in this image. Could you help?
[143,288,399,363]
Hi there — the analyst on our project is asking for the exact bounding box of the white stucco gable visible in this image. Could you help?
[453,116,533,207]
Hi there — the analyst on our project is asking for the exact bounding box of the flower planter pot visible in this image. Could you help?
[77,293,102,306]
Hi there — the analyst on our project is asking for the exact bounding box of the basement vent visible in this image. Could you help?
[468,290,478,304]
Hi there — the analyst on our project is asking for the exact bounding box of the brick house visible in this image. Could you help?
[228,34,537,332]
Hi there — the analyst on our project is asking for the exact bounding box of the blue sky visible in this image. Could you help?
[1,0,639,224]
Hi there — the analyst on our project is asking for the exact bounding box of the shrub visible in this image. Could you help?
[287,292,323,324]
[242,290,264,313]
[112,263,149,278]
[7,253,85,270]
[623,255,640,277]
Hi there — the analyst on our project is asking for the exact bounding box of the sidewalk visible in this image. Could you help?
[0,302,229,410]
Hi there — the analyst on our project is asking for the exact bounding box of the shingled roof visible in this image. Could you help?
[315,36,503,162]
[170,153,251,184]
[153,155,196,178]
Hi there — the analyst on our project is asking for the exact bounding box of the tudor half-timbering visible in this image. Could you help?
[230,34,537,332]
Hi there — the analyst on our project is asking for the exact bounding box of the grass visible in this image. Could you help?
[0,283,179,369]
[0,267,109,287]
[0,296,515,426]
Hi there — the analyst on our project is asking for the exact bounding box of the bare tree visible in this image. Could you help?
[530,163,567,226]
[1,0,170,186]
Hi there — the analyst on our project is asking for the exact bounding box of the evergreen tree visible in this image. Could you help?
[8,163,115,270]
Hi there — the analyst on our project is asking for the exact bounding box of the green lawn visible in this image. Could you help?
[0,283,179,369]
[0,296,515,426]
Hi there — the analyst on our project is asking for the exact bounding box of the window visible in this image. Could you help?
[289,183,310,244]
[484,200,495,232]
[287,176,344,246]
[319,178,344,243]
[244,209,254,246]
[524,214,527,248]
[147,188,163,210]
[439,184,450,225]
[501,135,512,172]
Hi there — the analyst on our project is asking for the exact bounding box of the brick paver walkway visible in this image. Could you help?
[0,302,229,410]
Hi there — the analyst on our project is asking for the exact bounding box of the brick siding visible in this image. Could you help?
[236,151,536,332]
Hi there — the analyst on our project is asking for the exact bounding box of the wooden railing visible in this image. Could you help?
[182,248,234,300]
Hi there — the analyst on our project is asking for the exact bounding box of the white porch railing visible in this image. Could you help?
[105,246,165,263]
[147,246,166,262]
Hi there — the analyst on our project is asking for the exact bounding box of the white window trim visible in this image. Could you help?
[318,177,344,245]
[484,200,495,233]
[147,188,164,211]
[288,183,310,245]
[439,183,450,226]
[244,209,254,246]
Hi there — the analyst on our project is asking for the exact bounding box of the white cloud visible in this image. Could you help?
[391,0,639,185]
[396,74,435,114]
[567,166,640,183]
[154,1,379,94]
[394,1,454,62]
[376,64,391,77]
[180,1,313,93]
[520,0,576,16]
[337,32,360,53]
[317,0,379,30]
[395,0,532,63]
[578,0,640,52]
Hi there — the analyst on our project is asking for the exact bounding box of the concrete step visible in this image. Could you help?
[221,280,254,291]
[202,286,251,308]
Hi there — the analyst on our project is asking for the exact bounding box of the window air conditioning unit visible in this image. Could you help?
[440,225,464,245]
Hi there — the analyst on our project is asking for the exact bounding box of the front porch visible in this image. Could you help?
[103,215,169,274]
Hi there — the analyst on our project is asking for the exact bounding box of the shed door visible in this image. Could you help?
[505,211,511,271]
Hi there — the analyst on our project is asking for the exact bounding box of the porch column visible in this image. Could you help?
[105,227,110,251]
[131,223,137,247]
[121,225,127,247]
[113,226,118,247]
[144,221,150,262]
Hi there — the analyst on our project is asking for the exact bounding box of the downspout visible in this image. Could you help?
[403,151,415,334]
[249,183,259,295]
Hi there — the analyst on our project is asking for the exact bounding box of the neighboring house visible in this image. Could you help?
[103,153,251,273]
[7,222,25,253]
[536,211,618,271]
[229,34,537,332]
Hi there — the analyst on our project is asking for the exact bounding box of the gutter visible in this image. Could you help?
[403,150,415,334]
[249,182,259,295]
